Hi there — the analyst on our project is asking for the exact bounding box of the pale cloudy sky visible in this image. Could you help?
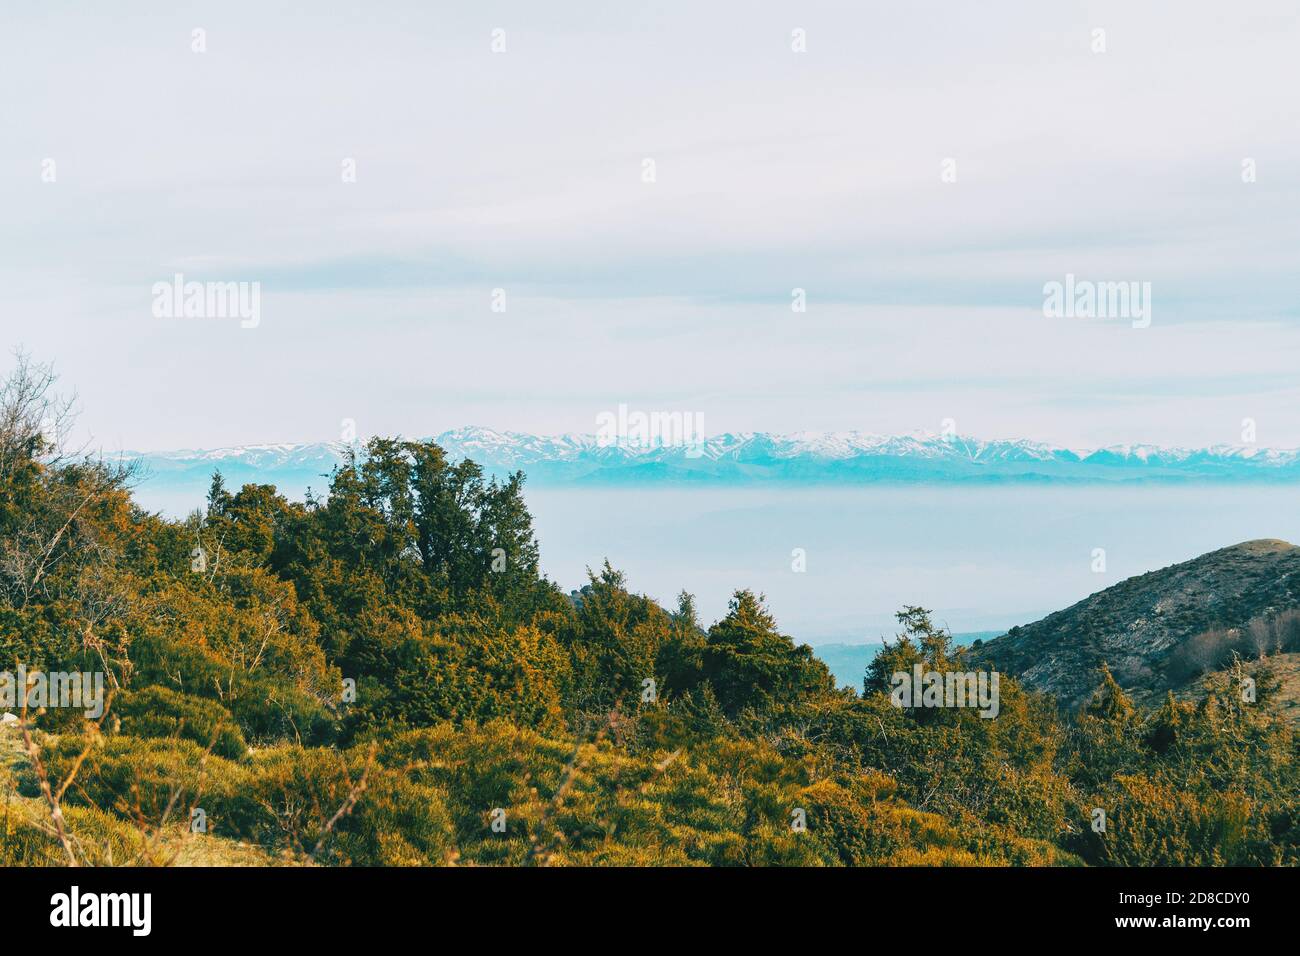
[2,0,1298,451]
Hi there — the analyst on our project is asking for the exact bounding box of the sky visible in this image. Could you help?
[2,1,1299,453]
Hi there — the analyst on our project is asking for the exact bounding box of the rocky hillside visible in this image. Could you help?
[968,539,1300,709]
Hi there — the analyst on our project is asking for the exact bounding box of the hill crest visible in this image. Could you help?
[969,539,1300,708]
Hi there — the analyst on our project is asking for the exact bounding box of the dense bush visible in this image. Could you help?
[113,686,247,759]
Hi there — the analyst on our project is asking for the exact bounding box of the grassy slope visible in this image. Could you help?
[0,724,292,867]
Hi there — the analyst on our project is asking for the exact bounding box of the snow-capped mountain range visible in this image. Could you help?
[124,427,1300,505]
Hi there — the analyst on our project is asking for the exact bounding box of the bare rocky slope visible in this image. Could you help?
[968,539,1300,709]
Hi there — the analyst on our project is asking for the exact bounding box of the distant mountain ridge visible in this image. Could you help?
[125,427,1300,491]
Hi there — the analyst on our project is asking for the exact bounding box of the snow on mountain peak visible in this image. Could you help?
[122,430,1300,484]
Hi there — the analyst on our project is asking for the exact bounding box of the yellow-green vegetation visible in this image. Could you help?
[0,356,1297,866]
[0,724,288,866]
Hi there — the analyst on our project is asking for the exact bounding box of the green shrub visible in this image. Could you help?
[114,686,247,759]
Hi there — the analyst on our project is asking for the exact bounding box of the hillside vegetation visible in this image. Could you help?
[1,356,1297,866]
[971,540,1300,709]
